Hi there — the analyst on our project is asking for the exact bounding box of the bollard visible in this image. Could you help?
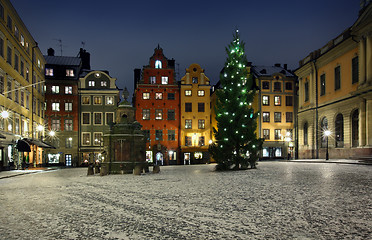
[100,165,107,176]
[87,163,94,175]
[133,165,142,175]
[153,165,160,173]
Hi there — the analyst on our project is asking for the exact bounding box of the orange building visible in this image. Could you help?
[133,46,180,165]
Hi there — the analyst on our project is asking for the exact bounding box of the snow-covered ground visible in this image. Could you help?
[0,162,371,239]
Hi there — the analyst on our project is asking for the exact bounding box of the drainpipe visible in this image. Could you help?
[312,60,319,159]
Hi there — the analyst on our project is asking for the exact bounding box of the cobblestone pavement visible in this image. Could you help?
[0,162,371,240]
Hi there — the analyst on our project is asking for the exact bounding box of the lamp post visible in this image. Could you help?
[324,130,331,160]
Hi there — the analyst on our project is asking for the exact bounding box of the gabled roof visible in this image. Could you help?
[44,55,81,66]
[251,66,295,77]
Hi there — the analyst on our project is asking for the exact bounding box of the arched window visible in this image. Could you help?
[335,113,344,148]
[352,109,359,147]
[321,117,328,148]
[303,122,308,146]
[155,60,162,69]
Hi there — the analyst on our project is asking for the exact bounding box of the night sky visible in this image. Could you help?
[11,0,359,99]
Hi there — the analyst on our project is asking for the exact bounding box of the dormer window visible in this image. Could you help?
[155,60,162,69]
[88,81,95,87]
[45,68,53,76]
[66,69,74,77]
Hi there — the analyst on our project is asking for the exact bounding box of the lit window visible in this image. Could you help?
[46,68,53,76]
[155,93,163,99]
[155,109,163,120]
[274,96,281,106]
[82,133,90,145]
[93,133,102,146]
[106,96,114,105]
[51,119,60,131]
[20,35,25,46]
[263,129,270,140]
[198,90,205,96]
[185,119,192,129]
[51,86,59,94]
[155,60,162,69]
[65,86,72,94]
[263,112,270,122]
[198,137,205,147]
[274,112,281,122]
[185,90,192,96]
[82,96,90,105]
[65,119,73,131]
[142,109,150,120]
[52,102,60,111]
[93,96,102,105]
[88,81,95,87]
[65,102,72,111]
[66,69,74,77]
[142,92,150,99]
[66,138,73,148]
[150,76,156,84]
[161,76,168,84]
[275,129,281,140]
[101,81,107,87]
[198,119,205,129]
[262,95,269,105]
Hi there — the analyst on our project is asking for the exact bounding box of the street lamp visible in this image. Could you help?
[324,130,331,160]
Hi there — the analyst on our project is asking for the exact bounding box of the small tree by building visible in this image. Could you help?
[209,29,263,170]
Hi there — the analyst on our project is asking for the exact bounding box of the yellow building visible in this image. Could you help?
[0,0,46,169]
[295,2,372,159]
[180,63,211,164]
[251,64,297,159]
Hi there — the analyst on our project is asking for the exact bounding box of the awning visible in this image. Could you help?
[24,138,56,149]
[15,139,31,152]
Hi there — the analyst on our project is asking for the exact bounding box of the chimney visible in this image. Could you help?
[134,69,141,86]
[284,64,288,70]
[47,48,55,56]
[274,63,281,67]
[79,48,91,70]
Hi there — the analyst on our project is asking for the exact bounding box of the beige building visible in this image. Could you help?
[295,2,372,159]
[180,63,211,164]
[0,0,46,169]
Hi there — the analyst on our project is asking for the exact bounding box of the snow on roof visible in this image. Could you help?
[44,55,81,66]
[252,66,295,77]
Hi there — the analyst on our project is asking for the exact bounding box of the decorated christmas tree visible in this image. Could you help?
[210,29,263,170]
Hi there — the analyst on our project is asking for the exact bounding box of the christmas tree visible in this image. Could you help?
[209,29,263,170]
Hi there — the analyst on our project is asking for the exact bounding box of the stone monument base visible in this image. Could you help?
[101,162,149,174]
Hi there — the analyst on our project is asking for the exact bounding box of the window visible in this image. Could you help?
[320,74,326,96]
[274,112,281,122]
[20,35,25,47]
[285,82,292,90]
[262,95,269,106]
[93,96,102,105]
[198,103,205,112]
[93,133,102,146]
[82,133,90,146]
[101,81,107,87]
[335,66,341,90]
[304,82,309,102]
[94,113,102,125]
[14,54,18,71]
[155,109,163,120]
[274,129,281,140]
[352,109,359,147]
[285,96,293,106]
[263,112,270,122]
[66,69,74,77]
[335,113,344,147]
[20,90,24,106]
[82,113,90,125]
[150,76,156,84]
[66,138,73,148]
[262,81,269,90]
[198,119,205,129]
[185,90,192,96]
[142,92,150,99]
[185,136,191,146]
[52,86,59,94]
[198,90,205,96]
[65,119,73,131]
[286,112,293,122]
[88,81,95,86]
[263,129,270,140]
[65,86,72,94]
[20,60,24,76]
[52,102,60,111]
[320,117,328,148]
[304,122,308,145]
[65,154,72,167]
[167,109,175,120]
[7,46,11,65]
[199,137,205,146]
[14,82,19,103]
[143,130,150,141]
[106,96,114,105]
[82,96,90,104]
[0,76,3,95]
[155,130,163,140]
[192,77,198,83]
[352,56,359,84]
[167,93,175,100]
[0,3,3,20]
[155,92,163,100]
[185,119,192,129]
[0,38,3,57]
[106,113,114,125]
[14,25,19,38]
[52,119,61,131]
[7,15,12,30]
[161,76,168,84]
[7,79,12,99]
[274,82,281,91]
[142,109,150,120]
[168,130,175,141]
[155,60,162,69]
[185,103,192,112]
[274,96,281,106]
[65,102,72,111]
[46,68,53,76]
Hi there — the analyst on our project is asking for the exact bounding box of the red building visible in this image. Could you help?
[133,46,180,165]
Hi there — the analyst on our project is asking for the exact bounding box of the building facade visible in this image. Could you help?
[0,0,46,169]
[180,63,211,164]
[133,46,179,165]
[79,70,120,165]
[44,48,84,166]
[252,64,297,159]
[295,2,372,159]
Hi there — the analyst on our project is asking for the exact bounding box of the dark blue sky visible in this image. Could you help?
[11,0,359,97]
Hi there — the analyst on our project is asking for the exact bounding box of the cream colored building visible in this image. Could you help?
[180,64,211,164]
[295,2,372,159]
[0,0,46,169]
